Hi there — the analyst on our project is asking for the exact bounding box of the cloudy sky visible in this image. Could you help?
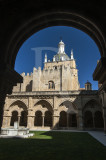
[15,26,100,90]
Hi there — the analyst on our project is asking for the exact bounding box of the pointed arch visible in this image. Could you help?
[59,100,78,112]
[9,100,28,110]
[34,99,53,112]
[83,99,101,110]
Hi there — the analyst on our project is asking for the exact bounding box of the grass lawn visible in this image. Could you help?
[0,131,106,160]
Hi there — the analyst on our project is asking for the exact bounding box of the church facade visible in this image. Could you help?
[2,41,104,130]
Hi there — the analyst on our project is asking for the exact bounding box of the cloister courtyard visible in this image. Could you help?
[0,131,106,160]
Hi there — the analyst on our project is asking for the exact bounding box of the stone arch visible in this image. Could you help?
[33,106,44,115]
[59,100,78,113]
[9,100,28,127]
[83,99,102,113]
[9,108,20,116]
[83,99,101,110]
[9,100,28,110]
[7,10,105,69]
[34,99,53,112]
[83,99,103,129]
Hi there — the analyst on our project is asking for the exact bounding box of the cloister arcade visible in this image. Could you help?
[83,100,104,129]
[2,97,104,130]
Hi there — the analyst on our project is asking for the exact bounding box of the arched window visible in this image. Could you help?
[48,81,55,89]
[26,80,32,92]
[10,111,18,126]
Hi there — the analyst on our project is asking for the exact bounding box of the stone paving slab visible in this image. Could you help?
[88,131,106,146]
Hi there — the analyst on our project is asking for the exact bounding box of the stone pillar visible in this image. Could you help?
[18,116,21,126]
[92,112,95,129]
[27,116,34,129]
[42,115,45,127]
[2,116,11,128]
[52,96,59,129]
[67,113,69,128]
[8,116,11,127]
[27,109,34,129]
[77,109,83,130]
[28,97,33,109]
[52,115,59,129]
[2,110,11,128]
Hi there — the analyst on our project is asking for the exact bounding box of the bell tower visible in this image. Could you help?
[58,40,65,54]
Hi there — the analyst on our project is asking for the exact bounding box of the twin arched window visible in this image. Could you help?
[48,81,55,89]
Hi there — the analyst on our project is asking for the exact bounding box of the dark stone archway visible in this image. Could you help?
[84,111,93,128]
[69,114,77,127]
[10,111,18,126]
[20,111,28,127]
[44,111,52,127]
[34,111,42,126]
[59,111,67,127]
[94,111,104,128]
[0,0,106,133]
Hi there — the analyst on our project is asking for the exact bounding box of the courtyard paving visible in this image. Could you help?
[88,131,106,146]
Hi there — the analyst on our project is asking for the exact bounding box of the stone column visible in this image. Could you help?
[2,116,11,128]
[27,109,34,129]
[2,110,11,128]
[28,97,33,109]
[18,115,21,126]
[92,112,95,129]
[27,116,34,129]
[52,115,59,129]
[52,96,59,129]
[8,116,11,127]
[42,115,45,128]
[67,113,69,128]
[78,109,83,130]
